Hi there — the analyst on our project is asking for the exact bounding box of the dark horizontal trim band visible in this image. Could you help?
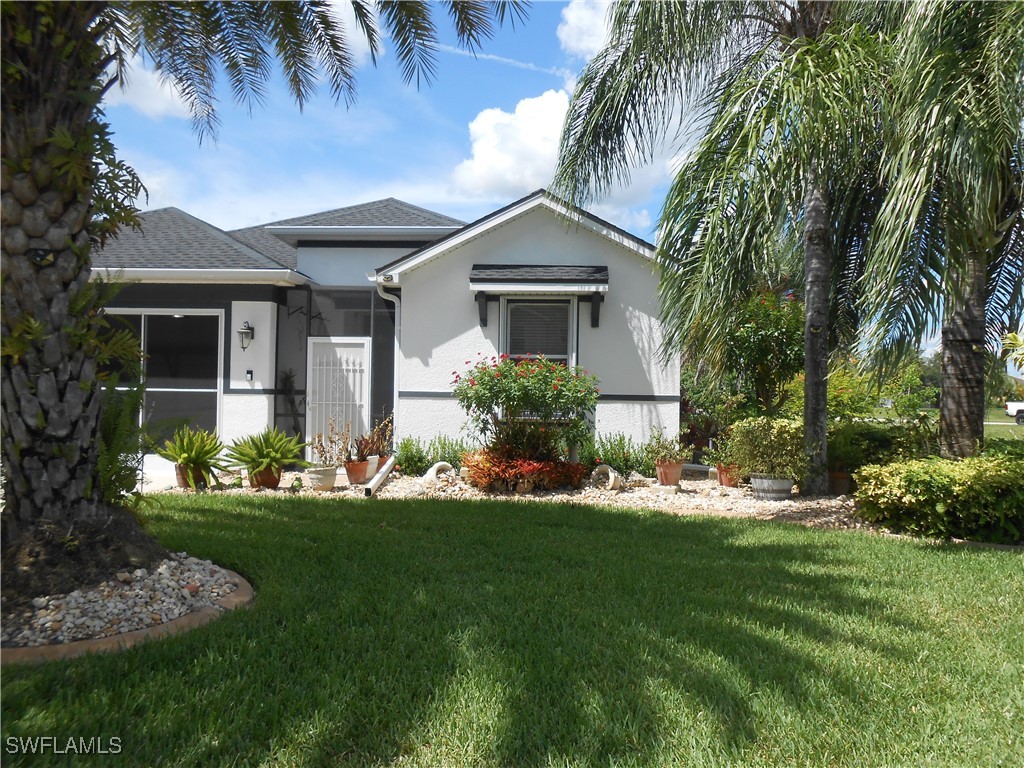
[598,394,680,403]
[397,391,680,403]
[223,387,281,396]
[297,240,433,249]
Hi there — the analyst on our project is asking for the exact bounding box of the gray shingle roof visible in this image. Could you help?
[259,198,465,228]
[96,199,466,273]
[94,207,286,271]
[227,224,301,270]
[469,265,610,283]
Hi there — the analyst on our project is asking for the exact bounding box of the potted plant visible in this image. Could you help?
[344,432,373,484]
[729,417,807,500]
[156,425,226,489]
[646,430,688,486]
[826,421,865,495]
[227,427,306,489]
[366,415,394,459]
[703,432,740,488]
[308,419,350,491]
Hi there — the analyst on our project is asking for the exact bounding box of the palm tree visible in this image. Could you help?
[0,0,525,590]
[860,0,1024,457]
[553,1,885,494]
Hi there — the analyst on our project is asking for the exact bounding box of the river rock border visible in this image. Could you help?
[0,569,253,666]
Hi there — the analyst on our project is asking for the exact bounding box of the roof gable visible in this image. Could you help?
[374,190,655,283]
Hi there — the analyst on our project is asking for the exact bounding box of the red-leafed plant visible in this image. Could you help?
[463,450,588,492]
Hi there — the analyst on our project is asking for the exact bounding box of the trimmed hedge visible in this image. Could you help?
[855,456,1024,544]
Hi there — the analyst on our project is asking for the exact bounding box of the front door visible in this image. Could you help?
[306,337,370,453]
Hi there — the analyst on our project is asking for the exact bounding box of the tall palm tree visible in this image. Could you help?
[554,1,885,494]
[0,1,526,587]
[861,0,1024,457]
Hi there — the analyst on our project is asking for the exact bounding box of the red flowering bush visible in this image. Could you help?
[452,354,599,460]
[462,451,589,492]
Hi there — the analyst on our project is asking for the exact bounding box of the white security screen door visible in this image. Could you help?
[306,337,370,452]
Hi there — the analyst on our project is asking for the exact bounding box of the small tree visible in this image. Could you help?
[452,355,599,461]
[726,292,805,415]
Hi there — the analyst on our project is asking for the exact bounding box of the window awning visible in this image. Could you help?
[468,264,609,294]
[469,265,608,328]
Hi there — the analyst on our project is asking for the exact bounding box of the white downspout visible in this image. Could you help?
[375,282,401,439]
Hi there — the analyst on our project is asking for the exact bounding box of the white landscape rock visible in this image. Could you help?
[2,553,239,648]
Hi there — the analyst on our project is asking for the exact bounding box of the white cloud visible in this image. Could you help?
[328,0,376,67]
[451,89,570,199]
[103,56,189,120]
[557,0,612,61]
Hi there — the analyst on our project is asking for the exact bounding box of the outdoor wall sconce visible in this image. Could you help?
[237,321,255,351]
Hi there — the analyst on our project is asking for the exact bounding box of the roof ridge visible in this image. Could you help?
[170,209,288,269]
[230,197,465,230]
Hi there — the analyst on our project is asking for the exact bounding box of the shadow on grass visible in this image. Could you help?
[2,496,942,766]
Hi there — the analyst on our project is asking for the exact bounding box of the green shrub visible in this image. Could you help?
[585,433,654,478]
[396,435,475,476]
[97,381,148,508]
[828,418,939,472]
[428,435,472,469]
[855,456,1024,544]
[984,436,1024,459]
[729,417,807,480]
[452,355,599,460]
[396,437,431,476]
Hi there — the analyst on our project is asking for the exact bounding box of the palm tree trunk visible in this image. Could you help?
[939,251,987,457]
[1,2,108,536]
[802,165,831,495]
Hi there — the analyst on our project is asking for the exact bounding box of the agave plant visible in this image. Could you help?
[226,428,307,485]
[156,425,227,489]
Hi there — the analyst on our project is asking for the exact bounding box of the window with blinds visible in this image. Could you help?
[506,301,570,362]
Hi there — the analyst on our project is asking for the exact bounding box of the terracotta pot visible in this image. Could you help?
[655,460,684,486]
[249,466,281,489]
[175,464,207,489]
[828,470,855,496]
[307,466,338,491]
[716,463,740,487]
[344,460,369,484]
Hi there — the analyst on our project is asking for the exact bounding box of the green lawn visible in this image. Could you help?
[3,496,1022,767]
[986,404,1022,439]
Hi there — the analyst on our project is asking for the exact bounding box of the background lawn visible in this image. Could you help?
[3,496,1022,767]
[985,404,1022,439]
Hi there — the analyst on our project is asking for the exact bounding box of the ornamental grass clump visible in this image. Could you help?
[156,425,227,489]
[227,427,306,482]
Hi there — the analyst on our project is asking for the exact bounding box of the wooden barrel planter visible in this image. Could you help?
[750,475,794,501]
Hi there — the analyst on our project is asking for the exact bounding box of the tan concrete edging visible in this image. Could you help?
[0,569,254,666]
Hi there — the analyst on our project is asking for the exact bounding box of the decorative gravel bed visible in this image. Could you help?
[1,554,240,648]
[158,466,870,533]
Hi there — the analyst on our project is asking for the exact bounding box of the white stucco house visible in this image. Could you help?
[93,190,680,455]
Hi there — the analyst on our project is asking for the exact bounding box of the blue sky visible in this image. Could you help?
[103,0,675,237]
